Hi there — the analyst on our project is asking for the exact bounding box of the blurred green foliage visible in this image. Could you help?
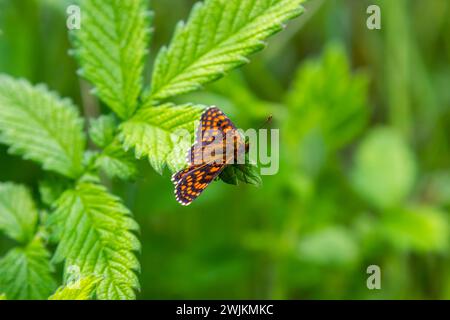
[352,127,416,210]
[1,0,450,299]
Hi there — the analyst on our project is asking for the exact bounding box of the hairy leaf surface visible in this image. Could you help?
[73,0,151,119]
[0,182,38,243]
[0,237,56,300]
[120,103,204,174]
[0,75,85,178]
[149,0,305,101]
[49,182,140,300]
[49,275,101,300]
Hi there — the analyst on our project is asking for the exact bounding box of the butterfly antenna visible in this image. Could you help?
[257,114,273,130]
[244,115,273,152]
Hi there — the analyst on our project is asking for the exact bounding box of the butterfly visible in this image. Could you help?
[172,106,248,206]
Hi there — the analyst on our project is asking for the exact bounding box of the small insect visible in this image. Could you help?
[172,106,248,206]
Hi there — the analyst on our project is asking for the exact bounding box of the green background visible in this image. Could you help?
[1,0,450,299]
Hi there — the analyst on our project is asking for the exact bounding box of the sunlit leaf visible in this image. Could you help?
[73,0,151,119]
[48,182,140,300]
[120,103,204,174]
[148,0,305,102]
[49,275,101,300]
[96,140,138,180]
[0,182,38,243]
[89,114,117,148]
[0,237,56,300]
[0,75,85,178]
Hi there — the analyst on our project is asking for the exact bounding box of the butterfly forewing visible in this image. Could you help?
[197,107,237,141]
[188,107,238,165]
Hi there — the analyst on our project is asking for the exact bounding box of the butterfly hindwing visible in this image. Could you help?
[171,166,197,185]
[173,163,225,206]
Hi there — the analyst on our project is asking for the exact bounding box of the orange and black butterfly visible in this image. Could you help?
[172,106,248,206]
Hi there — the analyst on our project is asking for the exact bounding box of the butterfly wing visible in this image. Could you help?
[188,107,237,165]
[197,107,237,142]
[173,162,225,206]
[174,106,244,206]
[171,165,199,185]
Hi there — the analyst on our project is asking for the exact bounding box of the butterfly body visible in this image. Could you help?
[172,107,246,206]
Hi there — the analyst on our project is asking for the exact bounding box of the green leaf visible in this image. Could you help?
[73,0,151,119]
[96,140,138,180]
[381,206,449,252]
[219,164,262,187]
[120,103,204,174]
[49,275,101,300]
[235,164,263,187]
[297,227,358,266]
[219,166,239,185]
[48,182,140,300]
[285,43,369,150]
[0,75,86,178]
[89,115,137,180]
[352,127,417,209]
[149,0,305,102]
[0,237,57,300]
[0,182,38,243]
[89,114,117,148]
[38,176,72,207]
[0,294,5,300]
